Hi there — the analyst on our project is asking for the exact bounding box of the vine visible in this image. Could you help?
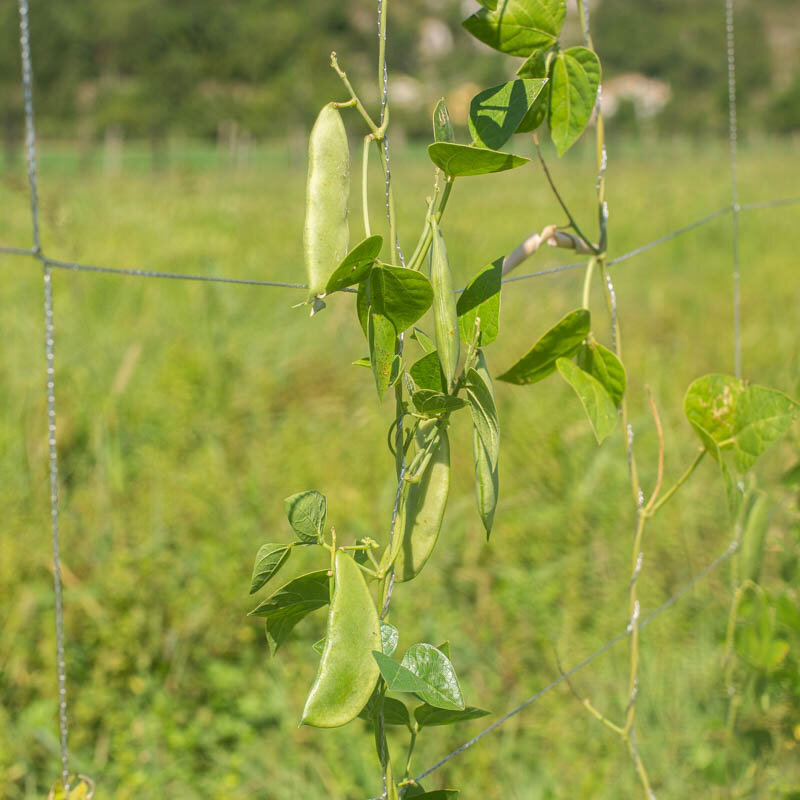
[245,1,799,797]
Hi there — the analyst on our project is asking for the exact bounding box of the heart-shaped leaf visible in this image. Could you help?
[497,308,590,385]
[577,340,626,408]
[369,265,434,332]
[284,490,327,543]
[414,704,491,729]
[410,351,446,393]
[456,258,502,346]
[248,570,330,655]
[428,142,530,177]
[433,98,455,143]
[549,46,601,155]
[556,357,617,443]
[469,79,548,150]
[249,543,293,594]
[462,0,566,57]
[733,385,798,472]
[325,235,383,294]
[369,308,399,399]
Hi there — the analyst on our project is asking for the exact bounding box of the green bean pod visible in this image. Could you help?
[304,103,350,310]
[394,418,451,582]
[429,219,460,391]
[301,550,380,728]
[472,349,499,538]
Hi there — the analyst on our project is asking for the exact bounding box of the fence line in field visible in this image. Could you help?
[3,195,799,293]
[4,0,797,794]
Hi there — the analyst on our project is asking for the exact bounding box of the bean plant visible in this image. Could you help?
[244,1,799,797]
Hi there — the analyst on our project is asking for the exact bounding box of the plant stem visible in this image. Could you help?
[330,53,379,135]
[534,133,599,255]
[648,448,706,517]
[363,135,373,237]
[582,256,596,309]
[407,176,455,271]
[403,730,417,779]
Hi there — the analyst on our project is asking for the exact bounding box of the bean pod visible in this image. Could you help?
[429,219,460,391]
[304,103,350,311]
[472,349,499,538]
[394,418,451,582]
[301,550,380,727]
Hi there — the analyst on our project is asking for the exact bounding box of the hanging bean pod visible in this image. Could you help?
[303,103,350,312]
[429,219,460,391]
[472,348,499,538]
[394,418,451,582]
[301,550,380,727]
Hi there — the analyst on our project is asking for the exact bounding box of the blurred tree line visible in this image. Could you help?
[0,0,798,156]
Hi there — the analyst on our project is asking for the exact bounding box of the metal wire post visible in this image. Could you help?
[725,0,742,378]
[18,0,70,788]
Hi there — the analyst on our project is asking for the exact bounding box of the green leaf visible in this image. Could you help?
[369,265,434,333]
[456,258,502,346]
[401,643,465,711]
[684,374,746,460]
[408,793,459,799]
[414,704,491,729]
[556,358,617,443]
[466,367,499,468]
[358,694,411,728]
[325,235,383,294]
[249,542,293,594]
[548,47,602,155]
[433,98,455,143]
[516,50,550,132]
[733,385,798,472]
[411,328,437,355]
[410,351,446,393]
[369,308,398,399]
[497,308,590,385]
[412,390,468,417]
[381,621,399,657]
[473,428,499,539]
[462,0,566,57]
[48,777,95,800]
[352,357,372,368]
[373,644,465,710]
[576,340,626,408]
[428,142,530,177]
[248,570,329,655]
[469,79,548,150]
[357,280,370,338]
[284,490,327,543]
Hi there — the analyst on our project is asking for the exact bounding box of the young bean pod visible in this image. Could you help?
[472,349,499,538]
[301,550,380,727]
[429,219,460,391]
[304,103,350,313]
[394,418,451,582]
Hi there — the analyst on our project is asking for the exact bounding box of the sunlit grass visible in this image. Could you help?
[0,137,798,799]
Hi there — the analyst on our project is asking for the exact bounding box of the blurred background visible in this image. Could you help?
[0,1,798,798]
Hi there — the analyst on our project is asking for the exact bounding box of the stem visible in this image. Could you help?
[330,52,379,135]
[624,509,646,736]
[363,135,373,237]
[407,176,455,271]
[647,448,706,517]
[403,730,417,779]
[533,133,599,255]
[378,143,399,266]
[582,256,596,310]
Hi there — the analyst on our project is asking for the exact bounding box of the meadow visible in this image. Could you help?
[0,136,798,799]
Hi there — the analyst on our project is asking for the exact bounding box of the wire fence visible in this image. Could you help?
[1,0,798,795]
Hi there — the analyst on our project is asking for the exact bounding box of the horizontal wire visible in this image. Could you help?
[1,195,797,294]
[365,538,737,800]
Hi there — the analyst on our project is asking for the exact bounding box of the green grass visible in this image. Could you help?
[1,137,799,799]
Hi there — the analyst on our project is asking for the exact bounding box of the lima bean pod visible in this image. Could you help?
[472,348,499,538]
[429,219,460,391]
[303,103,350,312]
[301,550,380,727]
[394,418,451,582]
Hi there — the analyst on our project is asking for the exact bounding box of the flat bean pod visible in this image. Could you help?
[429,219,460,391]
[304,103,350,311]
[394,418,451,582]
[301,550,380,727]
[472,349,499,538]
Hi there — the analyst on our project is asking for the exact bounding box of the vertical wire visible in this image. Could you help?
[725,0,742,378]
[18,0,70,788]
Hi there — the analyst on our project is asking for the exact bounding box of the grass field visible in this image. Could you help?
[1,137,799,799]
